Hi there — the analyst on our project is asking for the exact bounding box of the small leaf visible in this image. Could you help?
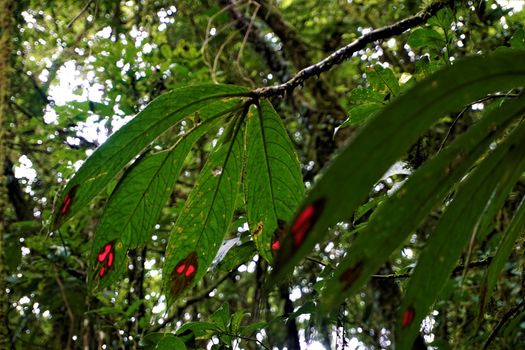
[142,333,186,350]
[176,322,221,337]
[366,65,400,96]
[217,241,256,272]
[510,28,525,49]
[338,103,383,129]
[428,7,453,29]
[211,303,231,331]
[231,310,247,334]
[240,321,267,335]
[348,87,385,104]
[408,27,446,49]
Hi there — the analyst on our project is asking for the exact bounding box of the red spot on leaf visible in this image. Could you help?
[402,306,416,329]
[290,199,325,247]
[185,264,196,277]
[170,252,198,297]
[60,185,79,216]
[270,219,287,253]
[339,261,364,292]
[96,241,115,278]
[107,252,114,268]
[97,243,112,262]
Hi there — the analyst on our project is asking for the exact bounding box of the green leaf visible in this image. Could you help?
[230,310,247,334]
[366,65,400,96]
[163,114,245,300]
[160,44,173,59]
[244,100,304,262]
[217,241,256,272]
[408,27,446,49]
[479,194,525,319]
[397,122,525,350]
[320,93,525,311]
[270,50,525,296]
[428,7,453,30]
[212,303,231,331]
[338,102,383,129]
[52,84,249,229]
[348,87,385,104]
[142,333,186,350]
[240,321,267,335]
[415,56,443,78]
[89,107,238,288]
[510,28,525,50]
[176,322,221,337]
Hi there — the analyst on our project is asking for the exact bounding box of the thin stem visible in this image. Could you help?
[66,0,95,28]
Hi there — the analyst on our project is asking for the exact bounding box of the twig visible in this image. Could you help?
[220,0,289,83]
[250,0,453,98]
[218,330,271,350]
[66,0,95,29]
[148,269,237,333]
[482,300,525,349]
[371,257,492,280]
[438,93,520,152]
[54,268,75,350]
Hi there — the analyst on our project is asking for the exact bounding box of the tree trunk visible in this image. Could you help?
[0,0,13,348]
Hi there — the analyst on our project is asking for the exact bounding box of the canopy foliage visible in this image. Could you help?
[1,0,525,349]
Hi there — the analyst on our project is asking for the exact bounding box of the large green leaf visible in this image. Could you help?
[52,84,249,229]
[244,100,304,262]
[479,194,525,320]
[270,50,525,287]
[397,121,525,349]
[320,94,525,310]
[88,104,242,288]
[163,112,245,300]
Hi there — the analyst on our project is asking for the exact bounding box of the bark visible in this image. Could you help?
[0,0,13,347]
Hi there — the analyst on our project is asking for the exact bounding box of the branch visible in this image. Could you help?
[66,0,95,29]
[482,300,525,349]
[371,258,493,280]
[251,0,453,98]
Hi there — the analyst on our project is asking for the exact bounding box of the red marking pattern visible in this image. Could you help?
[97,241,115,278]
[402,307,416,329]
[290,199,325,247]
[185,265,196,277]
[170,252,198,297]
[271,239,280,251]
[60,185,79,216]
